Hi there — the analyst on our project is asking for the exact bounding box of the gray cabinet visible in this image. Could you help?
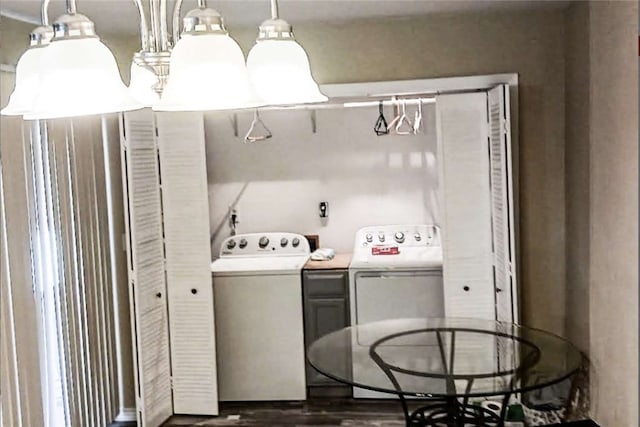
[302,270,351,396]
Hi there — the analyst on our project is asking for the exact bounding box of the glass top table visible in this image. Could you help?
[307,318,582,427]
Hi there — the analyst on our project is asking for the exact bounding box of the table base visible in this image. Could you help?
[397,395,511,427]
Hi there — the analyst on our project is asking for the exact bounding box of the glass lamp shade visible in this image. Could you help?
[129,61,160,107]
[25,38,141,120]
[247,40,327,105]
[1,46,47,116]
[154,34,263,111]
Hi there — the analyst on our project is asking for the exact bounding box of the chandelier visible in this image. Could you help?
[2,0,327,119]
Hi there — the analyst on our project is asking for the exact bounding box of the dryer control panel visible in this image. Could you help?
[353,225,440,251]
[350,225,442,266]
[220,232,311,257]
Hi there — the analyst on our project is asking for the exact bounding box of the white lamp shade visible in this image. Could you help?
[129,61,160,107]
[154,34,263,111]
[1,47,47,116]
[25,38,141,119]
[247,40,327,105]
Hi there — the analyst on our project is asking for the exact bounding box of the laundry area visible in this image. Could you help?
[117,74,521,426]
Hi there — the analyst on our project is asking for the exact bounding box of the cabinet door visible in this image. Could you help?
[436,92,495,320]
[303,270,350,386]
[304,298,349,385]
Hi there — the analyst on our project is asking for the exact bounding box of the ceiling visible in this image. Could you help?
[1,0,571,37]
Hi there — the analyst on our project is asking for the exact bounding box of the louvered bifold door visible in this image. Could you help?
[488,84,518,324]
[436,92,495,320]
[156,112,218,415]
[121,109,173,427]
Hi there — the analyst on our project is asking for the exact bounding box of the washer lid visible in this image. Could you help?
[211,255,309,275]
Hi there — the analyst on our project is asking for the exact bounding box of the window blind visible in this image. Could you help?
[1,114,123,427]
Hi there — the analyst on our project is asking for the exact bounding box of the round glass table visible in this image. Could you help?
[307,318,583,427]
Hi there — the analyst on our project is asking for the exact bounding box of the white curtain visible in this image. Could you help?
[0,114,123,427]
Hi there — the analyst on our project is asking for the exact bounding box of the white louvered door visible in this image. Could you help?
[121,109,173,427]
[156,112,218,415]
[436,92,495,320]
[488,84,518,324]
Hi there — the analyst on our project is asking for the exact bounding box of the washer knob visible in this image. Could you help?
[414,233,422,241]
[239,238,248,249]
[378,234,385,242]
[280,237,289,247]
[394,232,405,243]
[292,237,300,247]
[365,233,373,243]
[226,239,236,250]
[259,236,269,248]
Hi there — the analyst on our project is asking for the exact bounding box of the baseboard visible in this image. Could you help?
[114,407,137,422]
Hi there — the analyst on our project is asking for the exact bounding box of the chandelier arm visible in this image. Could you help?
[65,0,77,14]
[149,0,162,51]
[160,0,169,50]
[270,0,279,20]
[172,0,184,44]
[131,0,150,51]
[40,0,51,25]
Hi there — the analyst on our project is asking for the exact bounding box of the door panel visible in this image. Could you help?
[121,109,173,427]
[488,84,518,323]
[436,92,495,320]
[354,271,444,324]
[155,112,218,415]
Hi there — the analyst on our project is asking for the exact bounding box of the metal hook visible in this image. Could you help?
[413,99,423,135]
[244,109,273,143]
[230,113,238,137]
[395,100,413,135]
[374,100,389,136]
[310,110,317,134]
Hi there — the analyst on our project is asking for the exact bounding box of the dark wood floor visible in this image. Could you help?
[164,399,406,426]
[161,398,599,427]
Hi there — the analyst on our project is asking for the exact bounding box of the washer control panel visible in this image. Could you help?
[353,225,440,252]
[220,232,310,257]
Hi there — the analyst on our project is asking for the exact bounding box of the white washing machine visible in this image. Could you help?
[211,232,310,401]
[349,224,444,398]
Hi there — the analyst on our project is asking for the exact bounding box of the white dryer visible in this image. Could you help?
[211,232,310,401]
[349,224,444,398]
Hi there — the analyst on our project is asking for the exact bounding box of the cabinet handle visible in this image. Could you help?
[156,292,162,298]
[463,286,470,292]
[496,288,503,293]
[191,288,198,295]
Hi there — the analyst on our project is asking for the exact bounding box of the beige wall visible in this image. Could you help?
[0,16,32,66]
[588,1,638,425]
[566,1,638,425]
[2,4,570,413]
[564,2,591,354]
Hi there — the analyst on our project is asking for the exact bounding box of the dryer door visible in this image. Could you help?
[353,270,444,324]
